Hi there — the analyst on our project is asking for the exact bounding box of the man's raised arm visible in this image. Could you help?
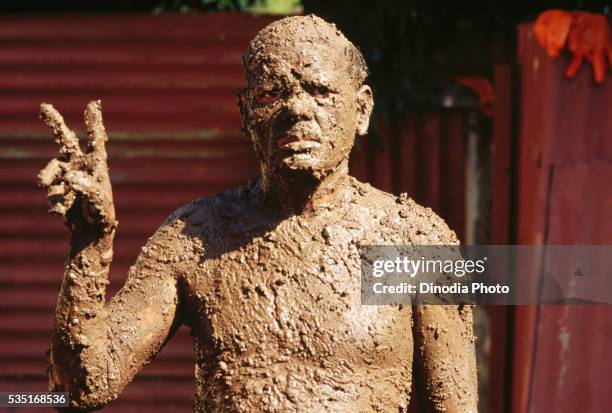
[39,102,185,410]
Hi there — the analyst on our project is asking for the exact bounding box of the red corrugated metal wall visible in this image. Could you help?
[0,13,473,412]
[513,23,612,413]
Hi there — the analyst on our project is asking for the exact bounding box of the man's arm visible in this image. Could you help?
[48,224,185,410]
[413,304,478,413]
[398,199,478,412]
[39,102,186,410]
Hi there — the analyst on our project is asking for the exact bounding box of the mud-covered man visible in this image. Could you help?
[39,15,477,412]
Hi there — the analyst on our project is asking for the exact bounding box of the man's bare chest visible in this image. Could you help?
[182,212,412,365]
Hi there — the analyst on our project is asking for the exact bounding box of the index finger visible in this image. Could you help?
[40,103,81,156]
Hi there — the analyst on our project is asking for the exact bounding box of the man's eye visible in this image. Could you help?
[312,86,331,99]
[255,90,281,104]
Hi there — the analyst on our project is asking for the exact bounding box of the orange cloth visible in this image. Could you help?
[534,10,612,84]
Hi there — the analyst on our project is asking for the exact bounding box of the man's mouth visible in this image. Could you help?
[276,135,321,150]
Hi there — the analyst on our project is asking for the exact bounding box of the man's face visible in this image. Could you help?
[242,41,372,177]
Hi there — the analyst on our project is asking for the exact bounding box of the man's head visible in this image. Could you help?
[238,15,373,180]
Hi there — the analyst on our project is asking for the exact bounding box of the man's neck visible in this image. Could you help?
[260,160,351,217]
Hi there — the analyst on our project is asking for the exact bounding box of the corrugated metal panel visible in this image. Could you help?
[514,23,612,413]
[487,64,513,413]
[0,13,275,413]
[0,13,474,413]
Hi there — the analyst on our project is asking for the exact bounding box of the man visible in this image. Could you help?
[39,15,477,412]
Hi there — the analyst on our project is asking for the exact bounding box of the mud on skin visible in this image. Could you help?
[40,15,477,413]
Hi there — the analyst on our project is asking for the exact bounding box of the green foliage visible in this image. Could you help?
[249,0,302,14]
[200,0,252,11]
[153,0,301,13]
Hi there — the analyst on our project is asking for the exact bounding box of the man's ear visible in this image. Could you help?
[356,85,373,136]
[237,88,248,133]
[237,88,265,161]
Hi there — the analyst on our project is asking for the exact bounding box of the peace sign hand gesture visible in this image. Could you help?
[38,100,117,235]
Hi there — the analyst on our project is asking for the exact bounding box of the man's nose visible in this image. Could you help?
[282,91,314,122]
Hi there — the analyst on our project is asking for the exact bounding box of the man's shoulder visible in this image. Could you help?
[162,184,251,229]
[350,178,458,245]
[141,184,252,261]
[394,193,458,244]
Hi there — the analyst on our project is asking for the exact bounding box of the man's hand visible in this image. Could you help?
[38,101,117,234]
